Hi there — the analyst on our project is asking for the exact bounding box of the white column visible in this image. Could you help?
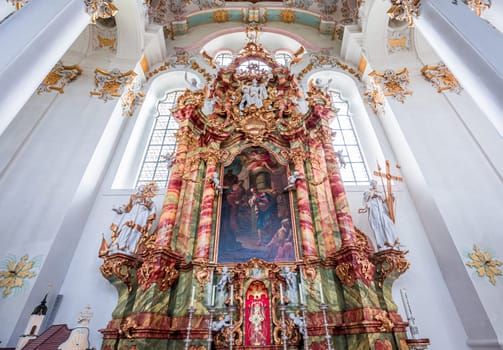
[0,0,89,137]
[417,0,503,137]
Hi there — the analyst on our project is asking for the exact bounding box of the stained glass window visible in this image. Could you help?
[329,91,370,185]
[136,90,183,188]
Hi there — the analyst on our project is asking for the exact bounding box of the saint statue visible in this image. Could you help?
[110,183,157,254]
[280,266,298,304]
[359,180,399,250]
[215,266,232,307]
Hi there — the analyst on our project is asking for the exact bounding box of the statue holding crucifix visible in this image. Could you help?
[359,160,403,250]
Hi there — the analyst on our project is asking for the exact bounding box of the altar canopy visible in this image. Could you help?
[99,32,412,350]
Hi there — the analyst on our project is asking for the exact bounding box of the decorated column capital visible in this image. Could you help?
[421,63,463,94]
[368,68,412,103]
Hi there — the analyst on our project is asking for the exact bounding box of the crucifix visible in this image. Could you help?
[373,160,403,223]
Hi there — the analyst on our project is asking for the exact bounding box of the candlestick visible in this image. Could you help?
[191,286,195,307]
[299,283,305,305]
[319,281,324,304]
[211,285,216,306]
[280,283,284,305]
[400,288,412,321]
[230,284,234,306]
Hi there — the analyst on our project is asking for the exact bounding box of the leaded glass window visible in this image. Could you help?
[136,90,183,188]
[329,91,370,185]
[215,51,233,67]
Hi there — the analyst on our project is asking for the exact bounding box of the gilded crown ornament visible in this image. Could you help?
[387,0,420,27]
[85,0,118,24]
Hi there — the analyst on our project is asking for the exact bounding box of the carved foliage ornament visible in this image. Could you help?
[0,255,41,297]
[121,77,145,117]
[85,0,118,24]
[37,61,82,95]
[387,0,420,27]
[368,68,412,103]
[453,0,491,16]
[7,0,29,10]
[466,245,502,285]
[90,68,137,102]
[421,64,462,94]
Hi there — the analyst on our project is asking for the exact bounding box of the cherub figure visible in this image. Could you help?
[284,171,304,191]
[289,312,305,335]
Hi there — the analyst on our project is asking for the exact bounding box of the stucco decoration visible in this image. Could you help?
[0,254,41,297]
[466,245,502,285]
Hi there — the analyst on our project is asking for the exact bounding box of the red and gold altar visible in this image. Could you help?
[98,36,414,350]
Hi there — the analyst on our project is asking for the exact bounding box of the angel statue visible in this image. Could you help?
[359,180,399,250]
[109,183,157,254]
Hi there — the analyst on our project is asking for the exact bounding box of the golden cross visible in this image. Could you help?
[373,160,403,223]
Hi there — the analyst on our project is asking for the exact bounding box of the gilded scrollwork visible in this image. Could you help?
[372,249,410,287]
[374,311,394,332]
[121,76,145,117]
[136,250,181,291]
[85,0,118,24]
[90,68,137,101]
[37,61,82,95]
[421,64,462,94]
[387,0,420,27]
[99,254,141,292]
[368,68,412,103]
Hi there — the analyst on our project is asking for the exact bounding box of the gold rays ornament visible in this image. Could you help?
[466,245,502,285]
[0,255,41,297]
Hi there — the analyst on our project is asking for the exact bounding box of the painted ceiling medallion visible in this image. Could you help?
[421,64,462,94]
[387,0,420,27]
[466,245,502,285]
[85,0,118,24]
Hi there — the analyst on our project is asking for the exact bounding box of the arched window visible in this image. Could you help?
[329,90,370,185]
[135,90,184,188]
[237,58,271,74]
[215,51,234,67]
[274,51,292,66]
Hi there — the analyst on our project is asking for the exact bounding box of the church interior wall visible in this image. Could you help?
[0,2,502,349]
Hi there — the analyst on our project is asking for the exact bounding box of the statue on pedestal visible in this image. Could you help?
[359,180,399,250]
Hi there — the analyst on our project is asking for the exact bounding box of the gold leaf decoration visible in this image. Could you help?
[0,255,41,297]
[466,245,502,285]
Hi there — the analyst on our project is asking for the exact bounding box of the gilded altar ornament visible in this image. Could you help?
[121,77,144,117]
[368,69,412,103]
[372,249,410,287]
[375,311,395,332]
[7,0,29,10]
[37,61,82,95]
[99,254,141,292]
[90,68,137,101]
[0,255,40,297]
[466,245,502,285]
[85,0,118,24]
[421,64,462,94]
[387,0,420,27]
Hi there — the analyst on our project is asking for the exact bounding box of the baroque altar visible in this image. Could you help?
[98,34,413,350]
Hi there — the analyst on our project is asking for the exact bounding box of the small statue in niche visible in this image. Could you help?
[110,183,157,254]
[211,172,222,195]
[284,171,304,191]
[280,266,299,304]
[359,180,399,251]
[215,266,232,307]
